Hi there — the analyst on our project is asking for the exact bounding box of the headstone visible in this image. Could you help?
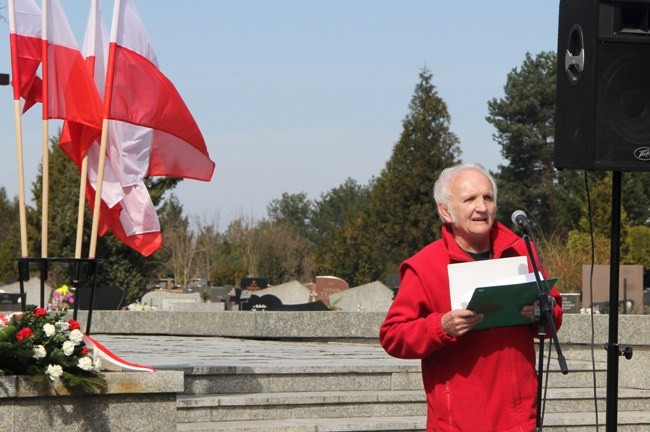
[76,286,125,310]
[141,290,202,311]
[328,281,394,312]
[208,286,232,303]
[385,273,400,295]
[0,293,21,311]
[240,277,268,290]
[0,278,54,309]
[245,280,312,305]
[582,265,643,314]
[240,294,329,311]
[560,293,581,313]
[313,276,349,306]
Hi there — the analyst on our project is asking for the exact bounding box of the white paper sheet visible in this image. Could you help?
[447,256,529,310]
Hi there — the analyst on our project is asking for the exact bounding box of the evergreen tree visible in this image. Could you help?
[0,187,22,282]
[487,51,582,236]
[371,66,461,269]
[332,66,461,285]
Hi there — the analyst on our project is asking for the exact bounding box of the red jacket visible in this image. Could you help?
[379,222,563,432]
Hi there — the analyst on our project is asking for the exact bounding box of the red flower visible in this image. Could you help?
[68,320,81,331]
[16,327,33,341]
[34,308,47,317]
[81,346,88,355]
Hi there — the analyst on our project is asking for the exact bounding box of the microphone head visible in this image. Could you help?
[511,210,527,225]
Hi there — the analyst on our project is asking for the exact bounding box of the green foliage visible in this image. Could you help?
[487,51,581,236]
[267,192,314,239]
[311,178,373,276]
[332,66,461,284]
[0,188,22,281]
[624,226,650,270]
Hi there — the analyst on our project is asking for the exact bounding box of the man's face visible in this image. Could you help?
[438,169,496,251]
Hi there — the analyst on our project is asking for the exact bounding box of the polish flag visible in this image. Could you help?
[9,0,43,113]
[82,0,162,257]
[106,0,215,182]
[45,0,103,162]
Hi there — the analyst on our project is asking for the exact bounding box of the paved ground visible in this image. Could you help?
[91,334,421,370]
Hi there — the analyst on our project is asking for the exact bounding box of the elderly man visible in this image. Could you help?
[379,162,563,432]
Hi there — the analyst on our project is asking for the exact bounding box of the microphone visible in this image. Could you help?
[511,210,532,231]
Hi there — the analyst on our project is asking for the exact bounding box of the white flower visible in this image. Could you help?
[127,302,143,311]
[33,345,46,359]
[46,364,63,381]
[56,320,70,331]
[43,323,56,337]
[94,358,102,370]
[77,356,93,371]
[62,340,75,356]
[69,329,83,345]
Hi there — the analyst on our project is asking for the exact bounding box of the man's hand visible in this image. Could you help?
[441,309,484,337]
[521,296,556,321]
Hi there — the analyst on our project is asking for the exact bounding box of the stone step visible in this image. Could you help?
[541,410,650,431]
[176,411,650,432]
[543,388,650,413]
[184,368,422,395]
[177,415,427,432]
[177,390,426,424]
[182,360,607,396]
[177,387,650,424]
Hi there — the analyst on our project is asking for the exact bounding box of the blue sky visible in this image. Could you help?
[0,0,560,228]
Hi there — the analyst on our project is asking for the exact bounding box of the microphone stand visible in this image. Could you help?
[521,230,569,432]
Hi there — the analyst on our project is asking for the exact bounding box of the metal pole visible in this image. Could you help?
[605,171,622,431]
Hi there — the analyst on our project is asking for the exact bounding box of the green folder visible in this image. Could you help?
[467,278,558,330]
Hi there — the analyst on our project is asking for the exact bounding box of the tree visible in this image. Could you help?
[324,67,461,285]
[0,187,22,282]
[192,213,222,284]
[311,178,372,275]
[375,66,461,262]
[266,192,313,239]
[487,51,582,236]
[30,134,173,304]
[157,194,195,287]
[222,214,261,281]
[254,220,312,284]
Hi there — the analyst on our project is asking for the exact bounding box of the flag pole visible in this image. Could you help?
[74,0,100,260]
[13,102,29,258]
[75,157,89,258]
[40,0,50,259]
[8,0,30,258]
[88,119,109,258]
[89,0,121,259]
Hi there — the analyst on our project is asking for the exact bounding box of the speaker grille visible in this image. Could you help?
[595,44,650,169]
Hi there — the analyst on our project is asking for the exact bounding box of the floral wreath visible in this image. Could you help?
[0,306,106,393]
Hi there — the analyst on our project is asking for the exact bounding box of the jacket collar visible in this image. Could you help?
[441,222,520,262]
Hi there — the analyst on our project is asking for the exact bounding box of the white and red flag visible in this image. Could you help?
[86,0,215,257]
[45,0,104,164]
[105,0,215,182]
[9,0,42,113]
[81,0,162,257]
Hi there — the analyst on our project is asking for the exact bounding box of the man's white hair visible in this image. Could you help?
[433,162,498,222]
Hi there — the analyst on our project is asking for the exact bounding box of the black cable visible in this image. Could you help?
[584,170,599,430]
[523,217,559,429]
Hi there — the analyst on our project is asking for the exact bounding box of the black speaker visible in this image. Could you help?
[555,0,650,171]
